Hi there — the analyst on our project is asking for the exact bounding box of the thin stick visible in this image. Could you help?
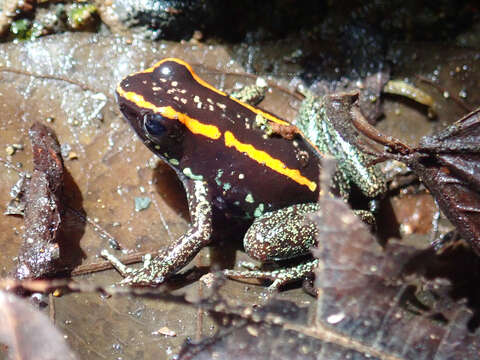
[0,68,93,92]
[70,251,148,276]
[350,106,412,155]
[49,292,55,324]
[66,206,125,250]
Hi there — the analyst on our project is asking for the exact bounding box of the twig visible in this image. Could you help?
[350,106,412,155]
[49,292,55,324]
[70,251,148,276]
[0,157,23,173]
[0,68,93,92]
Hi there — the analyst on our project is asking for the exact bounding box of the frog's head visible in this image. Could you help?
[115,58,202,158]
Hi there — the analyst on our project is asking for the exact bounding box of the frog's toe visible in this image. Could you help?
[238,261,262,271]
[265,269,306,291]
[117,272,141,286]
[267,276,289,292]
[101,249,133,277]
[118,265,165,286]
[118,272,164,286]
[222,268,268,283]
[102,251,165,286]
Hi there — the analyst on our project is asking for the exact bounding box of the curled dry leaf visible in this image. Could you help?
[14,122,65,279]
[414,108,480,251]
[0,290,77,360]
[352,106,480,255]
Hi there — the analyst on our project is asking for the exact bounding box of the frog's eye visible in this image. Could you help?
[144,113,167,138]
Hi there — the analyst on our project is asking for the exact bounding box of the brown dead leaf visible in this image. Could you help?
[311,192,480,360]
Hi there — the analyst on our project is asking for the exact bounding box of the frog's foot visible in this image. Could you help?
[101,250,164,286]
[223,259,318,292]
[237,260,262,271]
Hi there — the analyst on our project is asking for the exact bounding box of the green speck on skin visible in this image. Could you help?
[135,197,151,212]
[255,114,273,136]
[223,182,231,191]
[255,114,267,126]
[215,169,224,186]
[253,203,265,217]
[169,158,179,166]
[183,167,204,181]
[245,193,254,203]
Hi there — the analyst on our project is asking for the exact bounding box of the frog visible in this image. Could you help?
[101,58,386,290]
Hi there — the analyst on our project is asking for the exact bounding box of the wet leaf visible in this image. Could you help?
[179,299,306,360]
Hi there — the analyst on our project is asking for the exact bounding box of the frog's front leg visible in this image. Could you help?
[102,180,212,286]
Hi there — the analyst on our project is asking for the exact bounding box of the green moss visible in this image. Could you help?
[10,19,32,40]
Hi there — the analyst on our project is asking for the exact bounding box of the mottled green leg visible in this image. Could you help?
[223,203,318,290]
[223,203,375,291]
[102,180,212,286]
[223,260,319,291]
[296,93,387,200]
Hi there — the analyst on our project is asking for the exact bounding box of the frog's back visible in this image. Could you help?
[116,58,321,220]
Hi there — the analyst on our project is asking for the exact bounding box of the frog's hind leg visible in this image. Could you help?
[223,203,320,291]
[222,203,375,291]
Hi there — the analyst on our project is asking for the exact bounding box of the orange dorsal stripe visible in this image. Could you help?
[117,86,221,140]
[224,131,317,192]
